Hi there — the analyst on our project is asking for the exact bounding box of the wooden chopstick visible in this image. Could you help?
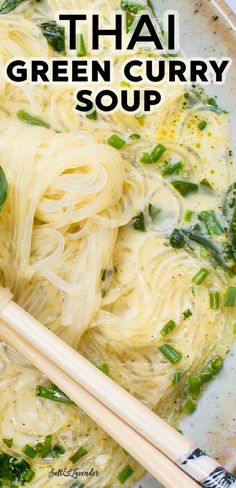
[1,297,236,488]
[0,319,199,488]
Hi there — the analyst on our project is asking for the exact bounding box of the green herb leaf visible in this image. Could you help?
[0,0,24,13]
[184,229,228,269]
[159,344,182,364]
[132,212,146,232]
[49,443,65,459]
[200,178,214,191]
[199,210,223,236]
[169,228,185,249]
[148,203,161,222]
[36,384,74,405]
[69,447,88,464]
[171,181,198,197]
[121,0,145,14]
[2,438,13,448]
[0,452,34,484]
[117,464,133,484]
[38,21,65,52]
[162,161,183,176]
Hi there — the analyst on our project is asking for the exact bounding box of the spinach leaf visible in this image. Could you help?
[0,0,24,14]
[38,20,65,52]
[0,452,34,484]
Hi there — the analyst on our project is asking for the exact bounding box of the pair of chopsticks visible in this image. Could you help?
[0,295,235,488]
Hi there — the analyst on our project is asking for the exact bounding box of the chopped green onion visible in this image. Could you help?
[162,161,183,176]
[97,363,109,375]
[199,210,223,235]
[184,399,197,414]
[148,203,161,222]
[117,464,133,484]
[184,210,194,222]
[169,228,185,249]
[129,133,141,140]
[16,110,51,129]
[211,356,223,373]
[140,152,152,164]
[171,180,198,197]
[41,435,52,458]
[86,110,97,121]
[151,143,166,162]
[107,134,126,149]
[172,372,181,385]
[192,268,210,286]
[200,371,213,383]
[2,438,13,448]
[132,212,146,232]
[77,33,87,57]
[198,120,207,131]
[23,468,35,482]
[69,447,88,464]
[159,344,182,364]
[189,376,201,396]
[209,291,220,310]
[160,320,176,337]
[22,444,37,459]
[224,286,236,307]
[36,384,74,405]
[183,309,192,319]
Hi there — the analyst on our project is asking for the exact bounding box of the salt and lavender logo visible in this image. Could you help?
[48,466,99,480]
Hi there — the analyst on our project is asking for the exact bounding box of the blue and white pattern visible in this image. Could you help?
[201,467,236,488]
